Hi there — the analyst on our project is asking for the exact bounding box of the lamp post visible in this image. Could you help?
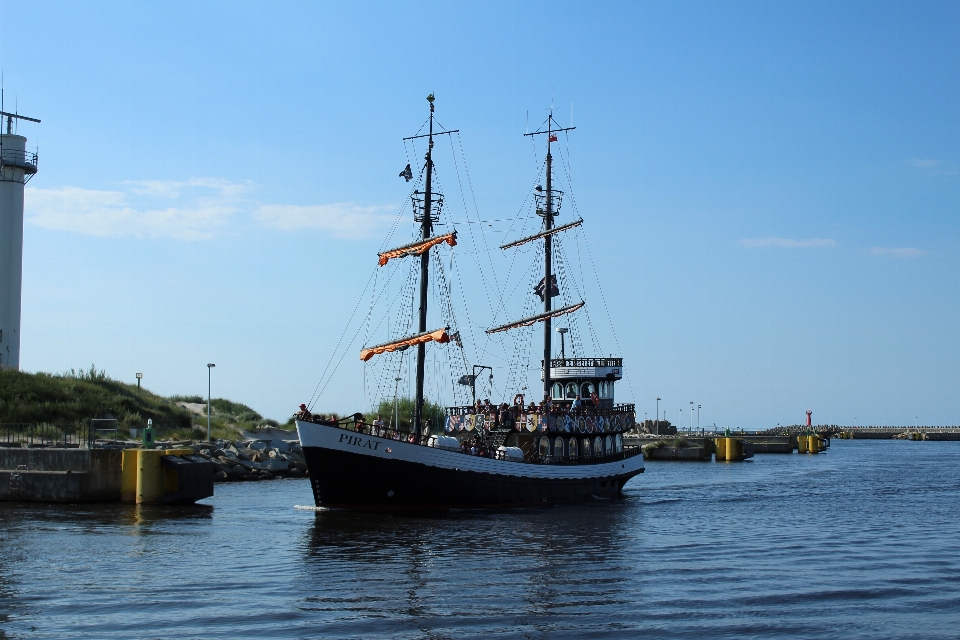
[207,363,216,442]
[136,372,142,392]
[656,397,660,435]
[394,377,402,430]
[689,401,694,432]
[697,404,701,433]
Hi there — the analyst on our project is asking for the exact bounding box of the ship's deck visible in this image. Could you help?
[296,414,642,466]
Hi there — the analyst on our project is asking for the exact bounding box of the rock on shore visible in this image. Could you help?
[180,439,308,482]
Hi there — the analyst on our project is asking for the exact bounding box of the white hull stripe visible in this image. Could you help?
[296,421,644,480]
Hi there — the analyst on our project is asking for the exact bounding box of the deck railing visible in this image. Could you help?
[548,358,623,368]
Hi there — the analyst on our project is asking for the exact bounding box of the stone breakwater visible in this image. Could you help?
[178,439,308,482]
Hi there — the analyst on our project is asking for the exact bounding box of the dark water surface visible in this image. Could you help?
[1,440,959,638]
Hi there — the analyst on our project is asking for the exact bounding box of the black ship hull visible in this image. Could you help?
[297,421,644,510]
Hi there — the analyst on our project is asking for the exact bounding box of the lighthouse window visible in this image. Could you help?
[539,436,549,457]
[581,382,595,398]
[554,437,564,458]
[605,435,613,454]
[565,382,578,399]
[552,383,564,400]
[582,438,591,457]
[569,438,578,458]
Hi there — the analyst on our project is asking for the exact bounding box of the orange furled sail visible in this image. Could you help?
[378,232,457,267]
[360,327,451,362]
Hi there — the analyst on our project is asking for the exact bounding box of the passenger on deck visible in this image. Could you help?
[528,402,537,413]
[296,404,313,421]
[571,395,582,412]
[373,414,384,436]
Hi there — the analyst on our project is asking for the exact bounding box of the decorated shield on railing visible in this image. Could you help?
[563,416,574,432]
[444,416,454,432]
[484,415,497,432]
[577,417,587,433]
[525,414,537,433]
[612,415,623,431]
[465,415,476,432]
[596,416,605,432]
[586,416,596,433]
[546,415,557,432]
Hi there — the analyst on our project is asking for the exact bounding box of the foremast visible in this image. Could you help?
[397,94,458,439]
[414,97,436,440]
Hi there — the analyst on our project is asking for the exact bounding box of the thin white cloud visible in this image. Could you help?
[869,247,928,257]
[122,178,254,199]
[25,180,393,241]
[253,203,395,239]
[739,237,836,248]
[26,186,237,240]
[908,158,958,175]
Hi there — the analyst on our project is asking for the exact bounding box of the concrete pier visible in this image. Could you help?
[0,448,121,502]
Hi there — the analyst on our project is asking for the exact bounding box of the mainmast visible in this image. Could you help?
[523,112,574,403]
[543,121,554,403]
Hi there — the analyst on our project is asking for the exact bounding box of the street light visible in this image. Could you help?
[136,372,142,392]
[207,363,216,442]
[656,397,661,435]
[697,404,701,434]
[394,377,402,430]
[689,401,694,432]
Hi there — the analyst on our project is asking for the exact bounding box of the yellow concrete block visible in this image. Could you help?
[136,449,164,504]
[714,437,726,461]
[121,449,138,503]
[797,436,807,453]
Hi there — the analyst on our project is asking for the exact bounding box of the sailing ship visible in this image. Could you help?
[296,95,643,509]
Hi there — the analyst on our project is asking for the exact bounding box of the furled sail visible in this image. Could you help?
[360,327,451,362]
[485,302,585,335]
[500,218,583,250]
[378,232,457,266]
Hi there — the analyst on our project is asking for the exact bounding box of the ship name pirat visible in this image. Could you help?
[338,433,381,450]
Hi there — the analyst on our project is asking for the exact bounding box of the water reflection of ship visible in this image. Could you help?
[297,96,643,510]
[300,503,637,624]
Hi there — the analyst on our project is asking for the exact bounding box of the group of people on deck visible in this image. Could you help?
[463,391,604,422]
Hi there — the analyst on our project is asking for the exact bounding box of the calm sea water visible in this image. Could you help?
[1,440,959,639]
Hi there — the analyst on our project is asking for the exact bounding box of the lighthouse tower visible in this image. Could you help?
[0,110,40,370]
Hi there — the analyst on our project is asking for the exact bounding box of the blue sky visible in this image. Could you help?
[2,1,959,427]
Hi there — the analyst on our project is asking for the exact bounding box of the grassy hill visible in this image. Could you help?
[0,366,289,440]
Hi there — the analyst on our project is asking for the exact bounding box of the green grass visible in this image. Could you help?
[0,366,289,441]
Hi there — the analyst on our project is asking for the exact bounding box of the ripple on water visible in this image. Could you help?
[1,442,960,638]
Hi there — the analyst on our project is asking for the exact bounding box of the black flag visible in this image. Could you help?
[534,275,559,301]
[399,164,413,182]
